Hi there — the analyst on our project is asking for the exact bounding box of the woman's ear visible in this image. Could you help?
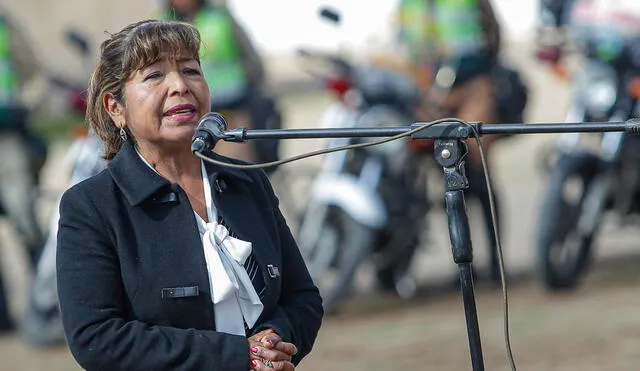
[104,92,125,128]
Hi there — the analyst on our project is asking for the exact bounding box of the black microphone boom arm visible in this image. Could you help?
[213,119,640,142]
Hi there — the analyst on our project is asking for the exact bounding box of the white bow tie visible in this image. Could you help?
[203,221,264,333]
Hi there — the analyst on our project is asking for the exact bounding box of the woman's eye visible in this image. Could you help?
[184,68,201,75]
[143,71,162,81]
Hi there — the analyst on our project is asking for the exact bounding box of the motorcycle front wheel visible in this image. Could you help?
[536,154,605,290]
[374,236,419,299]
[298,203,375,315]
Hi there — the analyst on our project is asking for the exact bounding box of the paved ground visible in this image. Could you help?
[2,40,640,371]
[301,256,640,371]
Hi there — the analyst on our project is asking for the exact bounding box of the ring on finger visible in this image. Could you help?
[263,359,274,368]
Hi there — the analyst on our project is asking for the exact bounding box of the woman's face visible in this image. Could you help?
[107,55,210,151]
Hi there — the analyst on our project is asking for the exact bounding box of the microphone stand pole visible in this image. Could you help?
[207,119,640,371]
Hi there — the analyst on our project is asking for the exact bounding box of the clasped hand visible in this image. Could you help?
[249,329,297,371]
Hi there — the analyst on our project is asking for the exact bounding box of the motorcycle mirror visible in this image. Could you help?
[319,7,341,24]
[65,28,90,56]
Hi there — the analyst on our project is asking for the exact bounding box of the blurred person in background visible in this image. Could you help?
[161,0,282,169]
[395,0,504,282]
[0,5,47,333]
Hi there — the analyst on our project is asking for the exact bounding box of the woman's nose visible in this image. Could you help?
[167,72,189,96]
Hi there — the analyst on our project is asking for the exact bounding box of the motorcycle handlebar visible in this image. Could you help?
[295,47,352,74]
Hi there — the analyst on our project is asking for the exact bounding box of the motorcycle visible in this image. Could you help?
[297,6,530,314]
[535,33,640,290]
[0,28,90,261]
[22,131,106,347]
[295,8,428,315]
[22,28,103,348]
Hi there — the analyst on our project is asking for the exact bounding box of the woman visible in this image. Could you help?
[56,19,323,371]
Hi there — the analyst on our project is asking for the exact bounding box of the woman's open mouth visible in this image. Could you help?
[163,104,198,122]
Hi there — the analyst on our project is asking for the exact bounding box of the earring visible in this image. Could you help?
[119,123,128,142]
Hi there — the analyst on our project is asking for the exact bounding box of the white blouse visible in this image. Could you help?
[136,150,263,336]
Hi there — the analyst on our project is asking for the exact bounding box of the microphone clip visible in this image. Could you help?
[191,112,230,153]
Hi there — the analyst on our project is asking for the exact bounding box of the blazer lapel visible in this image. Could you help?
[108,142,171,206]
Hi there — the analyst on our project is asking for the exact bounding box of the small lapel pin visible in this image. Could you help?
[267,264,280,279]
[214,179,228,193]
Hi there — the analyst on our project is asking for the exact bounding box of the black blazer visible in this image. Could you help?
[56,142,323,371]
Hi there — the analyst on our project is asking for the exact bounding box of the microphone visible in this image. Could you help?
[191,112,228,153]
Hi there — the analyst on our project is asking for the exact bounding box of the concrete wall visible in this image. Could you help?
[4,0,153,79]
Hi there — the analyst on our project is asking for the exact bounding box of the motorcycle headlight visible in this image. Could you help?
[583,80,617,118]
[355,106,408,156]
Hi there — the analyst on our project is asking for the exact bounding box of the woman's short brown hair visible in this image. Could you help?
[86,19,201,160]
